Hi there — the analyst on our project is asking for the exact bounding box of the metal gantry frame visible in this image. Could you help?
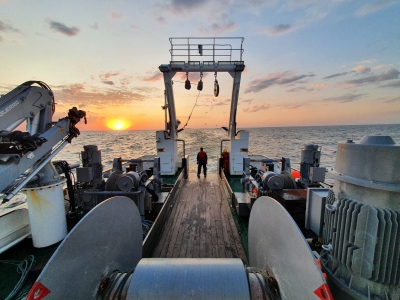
[158,37,246,175]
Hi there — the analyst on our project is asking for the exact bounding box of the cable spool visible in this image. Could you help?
[98,271,133,300]
[278,171,297,189]
[105,171,124,191]
[139,172,149,185]
[116,172,140,191]
[261,171,284,190]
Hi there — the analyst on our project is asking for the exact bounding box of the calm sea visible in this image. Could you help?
[56,124,400,184]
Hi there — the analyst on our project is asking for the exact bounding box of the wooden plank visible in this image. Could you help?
[153,182,187,257]
[157,186,187,257]
[151,173,247,262]
[202,180,213,258]
[222,195,248,263]
[212,244,219,258]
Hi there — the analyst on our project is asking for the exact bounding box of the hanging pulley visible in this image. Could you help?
[185,72,191,90]
[214,72,219,97]
[197,72,203,91]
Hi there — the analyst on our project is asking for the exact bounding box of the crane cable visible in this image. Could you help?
[1,255,36,300]
[177,88,201,132]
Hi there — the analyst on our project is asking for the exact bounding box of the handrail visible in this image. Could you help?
[220,139,230,156]
[176,139,185,158]
[169,37,244,62]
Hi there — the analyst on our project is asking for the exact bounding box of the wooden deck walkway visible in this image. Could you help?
[152,173,247,263]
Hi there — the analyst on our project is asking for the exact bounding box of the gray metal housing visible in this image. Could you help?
[321,136,400,299]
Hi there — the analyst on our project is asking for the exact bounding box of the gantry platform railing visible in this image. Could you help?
[169,37,244,65]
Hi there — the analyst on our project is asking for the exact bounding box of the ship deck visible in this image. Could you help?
[152,173,247,264]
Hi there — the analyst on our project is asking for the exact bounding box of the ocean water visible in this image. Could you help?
[56,124,400,183]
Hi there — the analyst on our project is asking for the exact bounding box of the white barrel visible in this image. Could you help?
[22,179,67,248]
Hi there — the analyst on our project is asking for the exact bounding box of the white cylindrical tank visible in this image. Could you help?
[22,179,67,248]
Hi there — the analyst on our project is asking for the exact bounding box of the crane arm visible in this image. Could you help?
[0,81,55,132]
[0,82,86,201]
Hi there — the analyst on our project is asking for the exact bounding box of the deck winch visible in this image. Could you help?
[299,144,325,188]
[74,147,162,216]
[27,196,331,300]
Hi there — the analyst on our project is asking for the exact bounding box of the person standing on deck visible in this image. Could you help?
[197,146,207,178]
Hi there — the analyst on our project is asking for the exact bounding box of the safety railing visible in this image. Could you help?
[169,37,244,63]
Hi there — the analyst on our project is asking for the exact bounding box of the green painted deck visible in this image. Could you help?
[152,173,247,264]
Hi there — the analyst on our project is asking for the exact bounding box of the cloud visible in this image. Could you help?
[241,99,254,104]
[309,83,327,89]
[155,16,166,25]
[55,84,146,107]
[379,81,400,88]
[353,65,371,74]
[170,0,208,13]
[278,103,305,110]
[286,86,313,92]
[383,97,400,103]
[345,68,399,85]
[141,71,163,82]
[323,72,349,79]
[110,11,123,19]
[264,24,293,36]
[199,20,238,35]
[321,93,366,103]
[286,0,320,8]
[135,86,160,93]
[49,20,79,36]
[99,72,120,80]
[199,98,230,107]
[61,83,85,95]
[373,65,385,70]
[212,101,230,106]
[355,0,398,16]
[245,71,315,93]
[99,72,119,85]
[243,104,270,112]
[89,22,98,30]
[120,77,133,86]
[0,20,21,33]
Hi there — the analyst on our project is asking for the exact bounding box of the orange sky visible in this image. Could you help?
[1,1,399,132]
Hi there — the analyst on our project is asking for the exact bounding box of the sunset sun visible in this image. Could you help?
[107,119,130,130]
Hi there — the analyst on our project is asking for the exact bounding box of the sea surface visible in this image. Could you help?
[56,124,400,185]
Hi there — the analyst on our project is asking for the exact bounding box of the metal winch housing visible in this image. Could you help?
[321,135,400,299]
[299,144,325,187]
